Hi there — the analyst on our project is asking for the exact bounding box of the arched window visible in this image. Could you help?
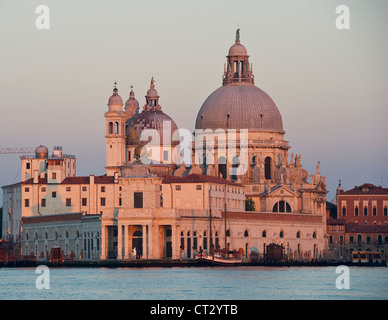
[378,235,383,246]
[384,206,388,216]
[114,122,119,134]
[296,231,301,239]
[262,230,266,238]
[193,231,198,250]
[226,229,230,237]
[244,230,249,237]
[373,206,377,216]
[250,154,256,169]
[109,122,113,134]
[264,157,272,180]
[313,232,317,239]
[218,157,227,179]
[364,206,368,216]
[279,230,284,238]
[342,206,346,216]
[180,231,185,250]
[203,231,208,250]
[357,234,362,245]
[355,206,359,216]
[272,200,291,213]
[230,156,239,182]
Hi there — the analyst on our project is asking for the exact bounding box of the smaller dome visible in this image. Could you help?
[108,87,123,112]
[146,88,158,98]
[125,90,139,112]
[127,110,179,146]
[35,145,48,159]
[228,41,248,56]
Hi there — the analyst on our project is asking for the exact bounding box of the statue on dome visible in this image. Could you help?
[235,28,240,42]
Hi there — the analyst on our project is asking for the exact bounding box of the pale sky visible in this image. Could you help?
[0,0,387,203]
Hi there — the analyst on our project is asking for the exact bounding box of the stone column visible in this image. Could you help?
[148,223,154,259]
[142,224,147,259]
[171,224,178,259]
[100,224,107,260]
[117,224,123,260]
[123,225,129,259]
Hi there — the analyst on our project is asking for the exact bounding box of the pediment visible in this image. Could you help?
[267,185,299,198]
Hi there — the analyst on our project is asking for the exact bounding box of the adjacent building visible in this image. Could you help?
[327,183,388,261]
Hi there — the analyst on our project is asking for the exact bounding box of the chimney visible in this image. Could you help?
[33,170,39,184]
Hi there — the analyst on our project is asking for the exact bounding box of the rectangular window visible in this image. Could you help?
[26,163,30,169]
[25,187,30,192]
[66,187,71,192]
[41,199,46,207]
[342,207,346,216]
[52,191,57,198]
[52,173,56,179]
[134,192,143,208]
[82,198,87,206]
[101,186,105,192]
[175,185,181,191]
[25,199,30,207]
[163,150,169,161]
[119,198,122,206]
[41,187,46,192]
[196,185,202,190]
[128,151,131,162]
[66,198,71,207]
[100,197,106,206]
[82,186,87,192]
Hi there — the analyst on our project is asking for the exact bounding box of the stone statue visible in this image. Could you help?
[189,164,202,175]
[252,164,261,183]
[174,162,186,177]
[236,28,240,42]
[150,77,155,89]
[206,164,215,176]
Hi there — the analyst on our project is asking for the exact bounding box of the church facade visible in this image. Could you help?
[2,31,328,262]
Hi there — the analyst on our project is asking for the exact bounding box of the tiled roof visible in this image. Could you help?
[22,212,83,225]
[340,183,388,195]
[345,223,388,233]
[327,218,346,225]
[61,175,114,184]
[16,175,115,186]
[162,174,244,187]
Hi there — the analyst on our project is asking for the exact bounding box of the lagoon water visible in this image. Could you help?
[1,266,387,300]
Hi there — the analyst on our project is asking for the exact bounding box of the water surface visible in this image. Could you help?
[1,266,387,300]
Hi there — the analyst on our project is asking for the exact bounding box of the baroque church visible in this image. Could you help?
[2,31,328,262]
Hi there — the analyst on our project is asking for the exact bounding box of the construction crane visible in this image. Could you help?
[0,147,34,154]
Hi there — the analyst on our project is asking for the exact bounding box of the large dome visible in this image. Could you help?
[196,31,283,132]
[195,84,283,132]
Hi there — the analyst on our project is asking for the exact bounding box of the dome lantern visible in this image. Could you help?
[223,29,254,86]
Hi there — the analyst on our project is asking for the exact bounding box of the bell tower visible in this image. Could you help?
[105,83,126,176]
